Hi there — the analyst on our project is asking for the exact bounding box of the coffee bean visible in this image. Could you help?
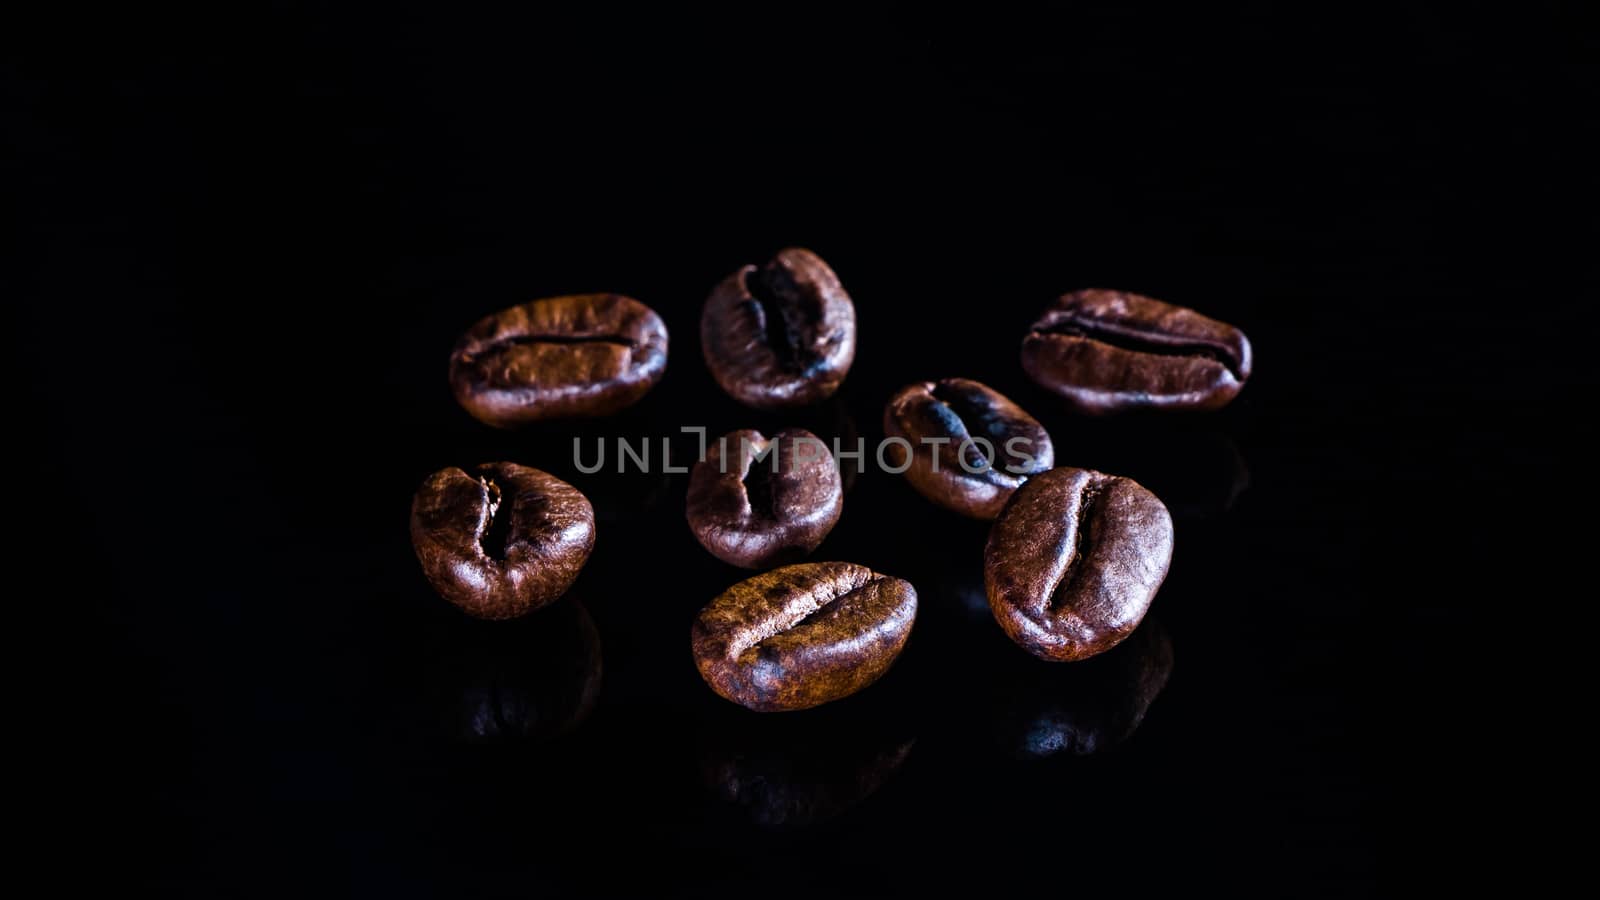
[686,427,843,569]
[984,467,1173,661]
[1021,289,1252,414]
[450,293,668,426]
[410,462,596,619]
[700,248,856,409]
[692,562,917,711]
[883,378,1054,519]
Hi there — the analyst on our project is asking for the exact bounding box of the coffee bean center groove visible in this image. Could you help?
[744,262,813,372]
[469,332,638,361]
[731,575,882,658]
[1049,477,1109,613]
[477,476,514,561]
[929,382,1002,468]
[1035,317,1240,375]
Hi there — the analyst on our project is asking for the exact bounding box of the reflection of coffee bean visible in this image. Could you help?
[1022,289,1252,414]
[698,706,915,827]
[917,564,991,622]
[701,248,856,409]
[450,293,669,426]
[1138,431,1250,520]
[984,467,1173,661]
[579,467,675,526]
[883,378,1054,519]
[1050,426,1250,521]
[702,739,915,828]
[686,428,843,569]
[993,621,1173,759]
[790,397,863,494]
[692,562,917,711]
[410,463,595,619]
[428,599,603,744]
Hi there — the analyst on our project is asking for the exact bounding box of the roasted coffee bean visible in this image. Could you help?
[686,427,843,569]
[700,248,856,409]
[984,467,1173,661]
[1021,289,1252,414]
[450,293,668,426]
[410,462,595,619]
[692,562,917,711]
[883,378,1054,519]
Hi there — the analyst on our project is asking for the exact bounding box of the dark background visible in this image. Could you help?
[11,4,1589,896]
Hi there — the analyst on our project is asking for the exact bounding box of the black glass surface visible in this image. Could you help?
[18,5,1581,896]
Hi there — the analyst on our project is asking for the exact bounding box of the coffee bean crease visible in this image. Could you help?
[1030,313,1243,375]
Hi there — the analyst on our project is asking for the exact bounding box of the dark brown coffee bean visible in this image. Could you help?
[686,428,843,569]
[410,462,595,619]
[450,293,668,426]
[700,248,856,409]
[883,378,1054,519]
[984,467,1173,661]
[692,562,917,711]
[1021,289,1252,414]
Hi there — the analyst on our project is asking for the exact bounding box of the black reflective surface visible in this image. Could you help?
[22,5,1576,896]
